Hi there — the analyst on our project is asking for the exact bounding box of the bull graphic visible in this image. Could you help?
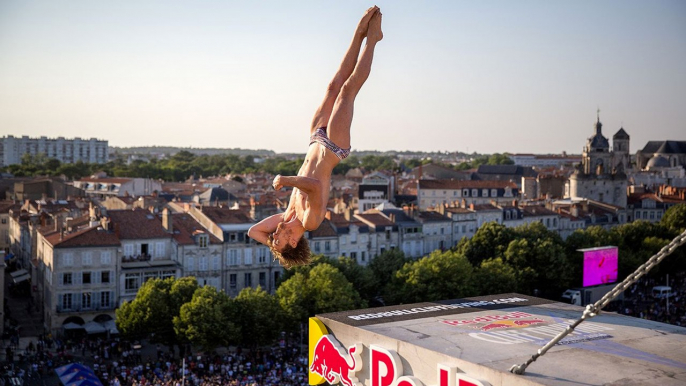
[310,335,362,386]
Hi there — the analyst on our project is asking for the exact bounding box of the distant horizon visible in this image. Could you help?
[1,1,684,154]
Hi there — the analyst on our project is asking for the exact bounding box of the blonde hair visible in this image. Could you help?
[268,235,311,269]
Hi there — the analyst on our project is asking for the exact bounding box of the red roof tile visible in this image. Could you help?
[200,207,253,224]
[168,213,222,245]
[43,226,120,249]
[107,209,170,239]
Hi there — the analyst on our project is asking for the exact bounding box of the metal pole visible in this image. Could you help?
[182,358,185,386]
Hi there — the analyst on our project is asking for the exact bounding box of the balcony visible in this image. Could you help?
[56,303,117,313]
[122,254,151,263]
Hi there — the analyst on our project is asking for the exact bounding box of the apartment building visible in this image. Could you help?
[105,209,178,303]
[191,206,281,296]
[0,135,108,167]
[74,177,162,199]
[36,225,120,333]
[417,180,519,210]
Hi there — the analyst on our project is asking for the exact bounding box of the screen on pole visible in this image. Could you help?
[579,246,618,287]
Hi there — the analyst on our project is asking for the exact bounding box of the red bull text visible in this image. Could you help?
[309,317,491,386]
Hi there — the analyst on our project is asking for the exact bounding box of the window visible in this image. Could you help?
[125,273,140,292]
[83,272,92,284]
[62,273,72,286]
[199,257,208,271]
[100,291,111,308]
[259,272,266,288]
[351,252,357,260]
[244,273,252,287]
[325,241,331,252]
[230,274,237,289]
[471,189,478,197]
[274,271,280,284]
[198,234,208,248]
[228,249,239,266]
[463,189,469,197]
[82,252,93,266]
[82,292,92,309]
[491,189,497,197]
[462,225,466,233]
[62,293,73,310]
[100,251,112,265]
[186,257,195,270]
[315,242,321,253]
[101,271,110,284]
[482,189,489,197]
[1,218,6,224]
[244,249,253,265]
[361,252,366,262]
[63,253,74,267]
[212,256,220,270]
[258,248,267,264]
[124,244,134,257]
[351,232,357,243]
[155,242,165,257]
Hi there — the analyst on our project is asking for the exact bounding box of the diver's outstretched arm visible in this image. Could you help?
[248,213,283,246]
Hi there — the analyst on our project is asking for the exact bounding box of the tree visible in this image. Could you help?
[387,250,475,304]
[174,286,238,351]
[368,249,408,303]
[661,204,686,234]
[233,286,284,348]
[457,222,515,266]
[277,264,364,329]
[473,257,518,296]
[116,277,199,348]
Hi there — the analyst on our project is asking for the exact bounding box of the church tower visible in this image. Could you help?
[568,113,628,208]
[612,127,630,171]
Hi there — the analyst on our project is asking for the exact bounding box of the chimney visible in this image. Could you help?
[389,213,396,223]
[344,208,353,221]
[162,208,173,233]
[418,164,423,180]
[469,203,475,210]
[325,210,332,220]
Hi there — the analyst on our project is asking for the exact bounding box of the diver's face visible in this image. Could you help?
[270,221,293,252]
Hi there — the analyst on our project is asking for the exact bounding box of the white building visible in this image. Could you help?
[0,135,108,167]
[35,225,120,333]
[74,177,162,199]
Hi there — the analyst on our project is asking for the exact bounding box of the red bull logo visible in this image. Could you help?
[442,311,547,332]
[309,317,491,386]
[479,318,546,331]
[310,335,362,386]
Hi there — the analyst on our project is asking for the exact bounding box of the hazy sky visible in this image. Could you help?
[0,0,684,154]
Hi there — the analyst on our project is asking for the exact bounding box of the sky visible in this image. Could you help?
[0,0,684,155]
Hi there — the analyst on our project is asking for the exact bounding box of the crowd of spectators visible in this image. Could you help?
[616,272,686,327]
[6,334,309,386]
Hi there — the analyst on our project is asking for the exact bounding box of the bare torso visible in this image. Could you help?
[284,143,340,231]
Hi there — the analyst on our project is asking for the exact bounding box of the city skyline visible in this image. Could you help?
[0,1,684,155]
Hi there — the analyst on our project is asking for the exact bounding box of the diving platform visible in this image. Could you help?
[308,293,686,386]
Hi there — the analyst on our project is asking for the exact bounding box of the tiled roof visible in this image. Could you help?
[520,206,557,216]
[309,219,339,238]
[419,180,517,190]
[355,211,396,227]
[471,204,501,212]
[444,207,473,214]
[107,209,170,239]
[169,213,222,245]
[200,206,253,224]
[43,226,121,249]
[0,200,20,214]
[417,211,450,222]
